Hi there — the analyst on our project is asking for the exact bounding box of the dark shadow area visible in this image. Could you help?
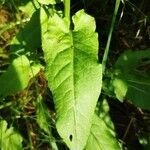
[107,98,149,150]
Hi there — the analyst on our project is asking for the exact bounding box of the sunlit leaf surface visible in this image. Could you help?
[41,9,102,150]
[0,55,41,98]
[85,115,121,150]
[0,120,23,150]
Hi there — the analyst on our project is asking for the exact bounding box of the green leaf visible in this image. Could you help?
[0,120,23,150]
[85,115,121,150]
[98,99,116,136]
[41,9,102,150]
[0,55,41,98]
[112,78,128,102]
[115,50,150,74]
[114,50,150,110]
[37,0,56,5]
[10,9,41,52]
[19,0,40,18]
[127,80,150,110]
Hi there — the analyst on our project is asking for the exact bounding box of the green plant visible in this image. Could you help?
[0,120,23,150]
[0,0,149,150]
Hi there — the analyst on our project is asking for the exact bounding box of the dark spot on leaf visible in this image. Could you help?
[69,135,73,141]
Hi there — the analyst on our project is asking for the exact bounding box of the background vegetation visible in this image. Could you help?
[0,0,150,150]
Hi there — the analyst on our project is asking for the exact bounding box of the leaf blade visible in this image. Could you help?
[0,55,41,98]
[41,9,102,149]
[0,120,23,150]
[85,115,121,150]
[114,50,150,110]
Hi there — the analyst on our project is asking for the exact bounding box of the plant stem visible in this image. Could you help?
[64,0,71,28]
[102,0,121,74]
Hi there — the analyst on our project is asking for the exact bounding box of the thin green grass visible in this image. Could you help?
[102,0,121,74]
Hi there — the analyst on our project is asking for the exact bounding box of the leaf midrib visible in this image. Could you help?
[70,31,77,147]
